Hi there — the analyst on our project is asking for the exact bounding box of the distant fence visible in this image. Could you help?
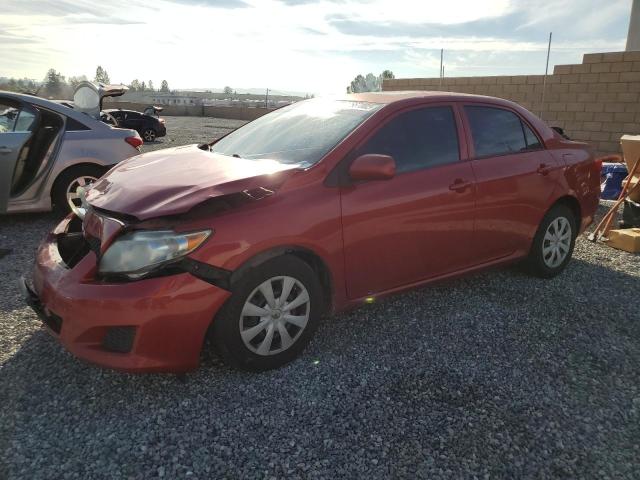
[103,101,273,121]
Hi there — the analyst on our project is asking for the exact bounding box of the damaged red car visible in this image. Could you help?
[24,92,601,372]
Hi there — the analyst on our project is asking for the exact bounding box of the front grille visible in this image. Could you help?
[86,235,101,258]
[102,326,136,353]
[23,280,63,334]
[57,232,91,268]
[42,310,63,334]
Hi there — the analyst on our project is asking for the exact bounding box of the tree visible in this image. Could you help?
[69,75,87,89]
[148,80,154,92]
[94,66,110,84]
[223,86,233,95]
[347,70,394,93]
[348,74,367,93]
[44,68,66,96]
[141,81,146,92]
[160,80,169,92]
[129,79,141,91]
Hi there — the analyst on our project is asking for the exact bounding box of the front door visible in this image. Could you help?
[0,98,38,212]
[340,104,476,300]
[461,104,562,261]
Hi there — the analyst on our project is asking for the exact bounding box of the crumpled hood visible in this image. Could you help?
[86,144,299,220]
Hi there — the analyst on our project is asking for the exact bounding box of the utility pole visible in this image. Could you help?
[265,88,269,108]
[540,32,552,119]
[439,49,443,87]
[627,0,640,51]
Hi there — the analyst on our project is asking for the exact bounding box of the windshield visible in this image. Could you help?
[211,99,382,167]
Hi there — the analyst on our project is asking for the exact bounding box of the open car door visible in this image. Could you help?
[73,82,128,120]
[0,98,39,213]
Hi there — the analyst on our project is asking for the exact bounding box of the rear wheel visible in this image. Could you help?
[525,204,577,278]
[52,165,104,215]
[142,128,156,142]
[210,255,323,371]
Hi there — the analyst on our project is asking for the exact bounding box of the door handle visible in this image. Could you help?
[0,146,12,154]
[537,163,552,175]
[449,178,472,192]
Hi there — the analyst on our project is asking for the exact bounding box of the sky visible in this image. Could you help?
[0,0,633,95]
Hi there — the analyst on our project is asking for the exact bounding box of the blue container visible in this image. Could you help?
[601,163,628,200]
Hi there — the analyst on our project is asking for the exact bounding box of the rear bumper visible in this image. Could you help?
[27,218,231,372]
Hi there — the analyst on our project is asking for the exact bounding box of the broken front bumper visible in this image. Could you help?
[25,216,231,373]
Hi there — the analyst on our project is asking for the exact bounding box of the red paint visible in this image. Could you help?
[32,92,599,372]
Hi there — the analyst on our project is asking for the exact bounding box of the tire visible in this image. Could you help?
[142,128,156,142]
[210,255,323,371]
[52,165,105,215]
[525,204,577,278]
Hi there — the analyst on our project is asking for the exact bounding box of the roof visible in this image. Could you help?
[341,90,509,105]
[0,90,109,129]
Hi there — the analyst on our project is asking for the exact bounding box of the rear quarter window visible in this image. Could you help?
[66,117,90,131]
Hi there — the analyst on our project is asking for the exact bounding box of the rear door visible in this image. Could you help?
[461,104,561,261]
[340,104,476,299]
[0,98,38,212]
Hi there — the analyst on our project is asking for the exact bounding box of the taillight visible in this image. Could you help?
[125,136,143,149]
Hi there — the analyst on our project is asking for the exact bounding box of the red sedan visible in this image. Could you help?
[25,92,601,372]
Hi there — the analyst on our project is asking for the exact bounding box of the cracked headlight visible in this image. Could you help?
[99,230,211,277]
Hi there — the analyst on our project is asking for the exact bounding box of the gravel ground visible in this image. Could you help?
[1,116,639,479]
[140,116,247,153]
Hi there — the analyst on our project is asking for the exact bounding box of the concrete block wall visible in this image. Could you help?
[203,105,270,121]
[383,51,640,156]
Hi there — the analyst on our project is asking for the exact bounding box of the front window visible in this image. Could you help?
[211,99,382,167]
[356,106,460,174]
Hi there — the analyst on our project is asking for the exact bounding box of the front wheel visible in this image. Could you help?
[525,204,577,278]
[210,255,323,371]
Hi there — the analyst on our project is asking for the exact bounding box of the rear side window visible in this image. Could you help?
[66,117,90,131]
[465,106,541,158]
[0,99,37,133]
[358,106,460,174]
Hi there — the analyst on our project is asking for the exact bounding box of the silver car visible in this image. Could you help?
[0,82,141,214]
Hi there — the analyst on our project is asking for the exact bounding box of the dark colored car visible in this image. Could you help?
[104,109,166,142]
[26,92,601,373]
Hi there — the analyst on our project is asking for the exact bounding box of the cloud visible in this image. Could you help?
[0,0,632,95]
[167,0,250,7]
[0,32,40,45]
[327,0,629,43]
[278,0,345,4]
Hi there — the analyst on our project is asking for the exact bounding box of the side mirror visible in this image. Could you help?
[348,154,396,181]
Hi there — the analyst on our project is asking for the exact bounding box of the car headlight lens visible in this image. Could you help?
[99,230,211,276]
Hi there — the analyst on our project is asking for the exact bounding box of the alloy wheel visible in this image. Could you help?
[239,276,310,356]
[66,175,97,212]
[143,129,156,142]
[542,216,572,268]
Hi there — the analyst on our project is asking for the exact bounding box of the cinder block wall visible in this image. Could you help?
[383,51,640,156]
